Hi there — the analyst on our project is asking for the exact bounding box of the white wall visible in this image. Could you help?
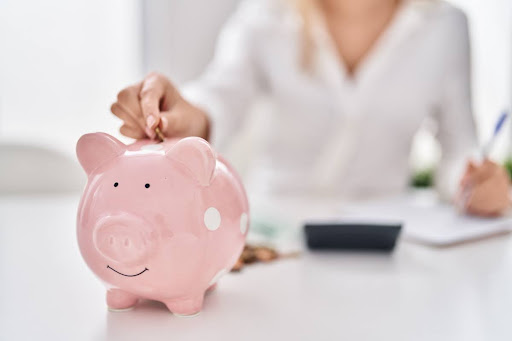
[0,0,143,156]
[142,0,240,83]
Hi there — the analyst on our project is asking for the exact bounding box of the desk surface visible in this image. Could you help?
[1,194,512,341]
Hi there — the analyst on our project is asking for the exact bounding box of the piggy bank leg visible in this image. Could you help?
[164,294,204,317]
[107,289,139,311]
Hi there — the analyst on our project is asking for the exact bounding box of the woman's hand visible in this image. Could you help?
[457,159,511,217]
[111,72,210,140]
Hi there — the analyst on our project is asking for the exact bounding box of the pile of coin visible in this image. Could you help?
[231,244,299,272]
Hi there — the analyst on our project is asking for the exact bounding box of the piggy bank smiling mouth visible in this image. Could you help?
[107,265,149,277]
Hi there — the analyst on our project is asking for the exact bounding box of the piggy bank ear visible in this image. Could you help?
[76,133,126,175]
[166,137,216,186]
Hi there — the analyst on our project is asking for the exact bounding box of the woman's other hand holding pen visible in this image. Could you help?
[111,72,209,140]
[458,160,511,217]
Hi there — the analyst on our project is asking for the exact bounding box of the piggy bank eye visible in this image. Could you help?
[145,183,150,188]
[113,182,119,187]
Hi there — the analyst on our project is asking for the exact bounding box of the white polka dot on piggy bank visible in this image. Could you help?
[240,212,248,234]
[204,207,221,231]
[76,133,248,316]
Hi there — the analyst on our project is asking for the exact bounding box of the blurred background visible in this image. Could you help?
[0,0,511,193]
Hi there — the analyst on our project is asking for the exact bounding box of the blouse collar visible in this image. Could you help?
[309,0,430,90]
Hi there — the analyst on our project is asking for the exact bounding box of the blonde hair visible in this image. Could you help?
[286,0,318,70]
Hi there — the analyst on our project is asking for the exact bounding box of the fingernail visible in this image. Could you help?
[145,126,156,139]
[146,115,156,128]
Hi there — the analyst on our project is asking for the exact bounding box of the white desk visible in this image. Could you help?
[1,194,512,341]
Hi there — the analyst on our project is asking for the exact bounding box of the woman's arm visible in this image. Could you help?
[434,8,478,200]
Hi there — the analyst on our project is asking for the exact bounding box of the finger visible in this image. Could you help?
[465,176,510,216]
[139,74,167,125]
[120,124,145,139]
[472,161,499,185]
[111,103,145,130]
[117,83,142,109]
[144,126,156,140]
[466,196,504,217]
[139,88,163,127]
[111,102,137,126]
[116,84,144,121]
[466,205,497,217]
[141,73,183,129]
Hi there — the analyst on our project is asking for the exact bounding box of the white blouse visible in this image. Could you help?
[183,0,477,200]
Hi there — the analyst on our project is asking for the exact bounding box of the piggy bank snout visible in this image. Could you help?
[93,215,154,265]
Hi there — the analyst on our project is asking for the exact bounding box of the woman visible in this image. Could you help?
[111,0,510,216]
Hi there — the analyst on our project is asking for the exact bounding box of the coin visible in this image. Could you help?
[254,247,278,262]
[231,244,299,272]
[154,127,165,141]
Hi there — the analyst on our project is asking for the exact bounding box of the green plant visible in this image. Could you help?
[410,160,512,189]
[505,158,512,181]
[411,168,434,188]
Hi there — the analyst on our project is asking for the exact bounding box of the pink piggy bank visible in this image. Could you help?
[76,133,249,316]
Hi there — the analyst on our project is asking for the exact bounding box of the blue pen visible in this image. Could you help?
[482,110,509,159]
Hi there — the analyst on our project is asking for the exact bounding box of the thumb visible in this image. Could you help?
[158,99,209,139]
[139,89,163,129]
[159,110,188,138]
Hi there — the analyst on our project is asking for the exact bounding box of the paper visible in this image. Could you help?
[341,191,512,246]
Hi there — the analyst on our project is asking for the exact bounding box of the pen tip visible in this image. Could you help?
[494,110,509,135]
